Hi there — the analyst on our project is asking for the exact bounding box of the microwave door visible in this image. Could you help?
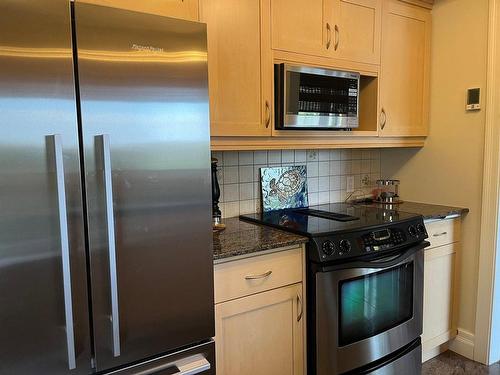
[277,64,359,130]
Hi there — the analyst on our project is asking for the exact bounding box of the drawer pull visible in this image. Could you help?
[244,270,272,280]
[433,231,448,237]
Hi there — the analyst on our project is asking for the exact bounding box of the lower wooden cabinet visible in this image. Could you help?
[215,283,304,375]
[422,219,460,361]
[214,247,305,375]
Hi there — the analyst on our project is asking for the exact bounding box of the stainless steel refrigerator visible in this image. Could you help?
[0,1,215,374]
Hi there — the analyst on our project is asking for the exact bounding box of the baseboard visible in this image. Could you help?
[423,343,449,362]
[449,328,475,360]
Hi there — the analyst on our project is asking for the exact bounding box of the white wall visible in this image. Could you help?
[381,0,489,338]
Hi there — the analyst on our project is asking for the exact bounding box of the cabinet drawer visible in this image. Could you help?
[425,219,460,249]
[214,247,303,304]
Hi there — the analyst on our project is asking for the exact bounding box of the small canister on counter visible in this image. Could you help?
[375,179,401,203]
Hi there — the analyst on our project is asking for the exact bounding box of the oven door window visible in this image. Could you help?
[338,262,414,347]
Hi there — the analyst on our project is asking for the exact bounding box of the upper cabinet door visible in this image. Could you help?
[329,0,382,64]
[201,0,272,136]
[271,0,330,57]
[78,0,199,20]
[379,1,431,136]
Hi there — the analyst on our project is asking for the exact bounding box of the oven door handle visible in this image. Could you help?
[351,241,429,269]
[319,241,430,272]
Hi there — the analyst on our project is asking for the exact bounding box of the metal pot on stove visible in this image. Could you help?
[376,179,401,203]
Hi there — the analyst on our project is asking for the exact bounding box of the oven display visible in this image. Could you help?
[362,229,406,252]
[372,229,391,241]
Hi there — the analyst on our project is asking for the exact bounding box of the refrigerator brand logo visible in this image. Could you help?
[131,44,164,53]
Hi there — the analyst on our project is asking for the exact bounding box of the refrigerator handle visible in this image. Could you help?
[52,134,77,370]
[100,134,121,357]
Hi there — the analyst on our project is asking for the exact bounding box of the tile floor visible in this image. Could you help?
[422,351,500,374]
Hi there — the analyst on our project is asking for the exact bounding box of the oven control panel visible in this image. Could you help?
[310,217,428,263]
[361,228,406,253]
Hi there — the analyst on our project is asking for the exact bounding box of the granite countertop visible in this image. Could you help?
[213,217,308,262]
[356,201,469,220]
[213,201,468,262]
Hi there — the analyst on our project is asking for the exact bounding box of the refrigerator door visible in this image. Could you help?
[74,3,214,371]
[0,1,92,374]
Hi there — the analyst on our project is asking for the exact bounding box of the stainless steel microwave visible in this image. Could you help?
[274,64,360,130]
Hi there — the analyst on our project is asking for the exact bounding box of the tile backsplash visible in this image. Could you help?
[211,149,382,218]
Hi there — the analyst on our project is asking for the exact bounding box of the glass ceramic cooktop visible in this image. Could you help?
[240,203,421,237]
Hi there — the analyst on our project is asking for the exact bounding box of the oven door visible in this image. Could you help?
[313,243,426,375]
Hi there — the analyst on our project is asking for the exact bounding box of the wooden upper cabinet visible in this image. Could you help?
[78,0,199,20]
[271,0,329,57]
[379,0,431,136]
[329,0,382,64]
[201,0,272,136]
[270,0,381,64]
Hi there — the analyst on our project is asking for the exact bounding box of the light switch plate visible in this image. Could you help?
[347,176,355,193]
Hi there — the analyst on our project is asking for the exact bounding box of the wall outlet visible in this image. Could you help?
[347,176,355,193]
[362,174,371,187]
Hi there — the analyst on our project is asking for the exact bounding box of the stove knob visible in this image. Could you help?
[408,225,417,237]
[322,240,336,256]
[416,223,426,235]
[339,239,352,254]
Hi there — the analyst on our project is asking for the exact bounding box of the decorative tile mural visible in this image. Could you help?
[260,166,308,212]
[211,148,382,218]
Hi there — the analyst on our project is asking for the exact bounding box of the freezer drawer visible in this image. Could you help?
[106,341,215,375]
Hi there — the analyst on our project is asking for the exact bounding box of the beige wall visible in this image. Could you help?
[381,0,489,334]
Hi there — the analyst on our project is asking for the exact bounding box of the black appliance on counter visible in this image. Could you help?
[241,203,429,375]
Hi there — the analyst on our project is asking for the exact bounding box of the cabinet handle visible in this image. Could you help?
[380,108,387,130]
[326,23,332,50]
[297,293,303,322]
[245,270,272,280]
[265,100,271,128]
[334,24,340,51]
[433,231,448,237]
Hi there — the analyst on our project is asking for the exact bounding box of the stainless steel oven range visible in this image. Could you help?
[240,204,430,375]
